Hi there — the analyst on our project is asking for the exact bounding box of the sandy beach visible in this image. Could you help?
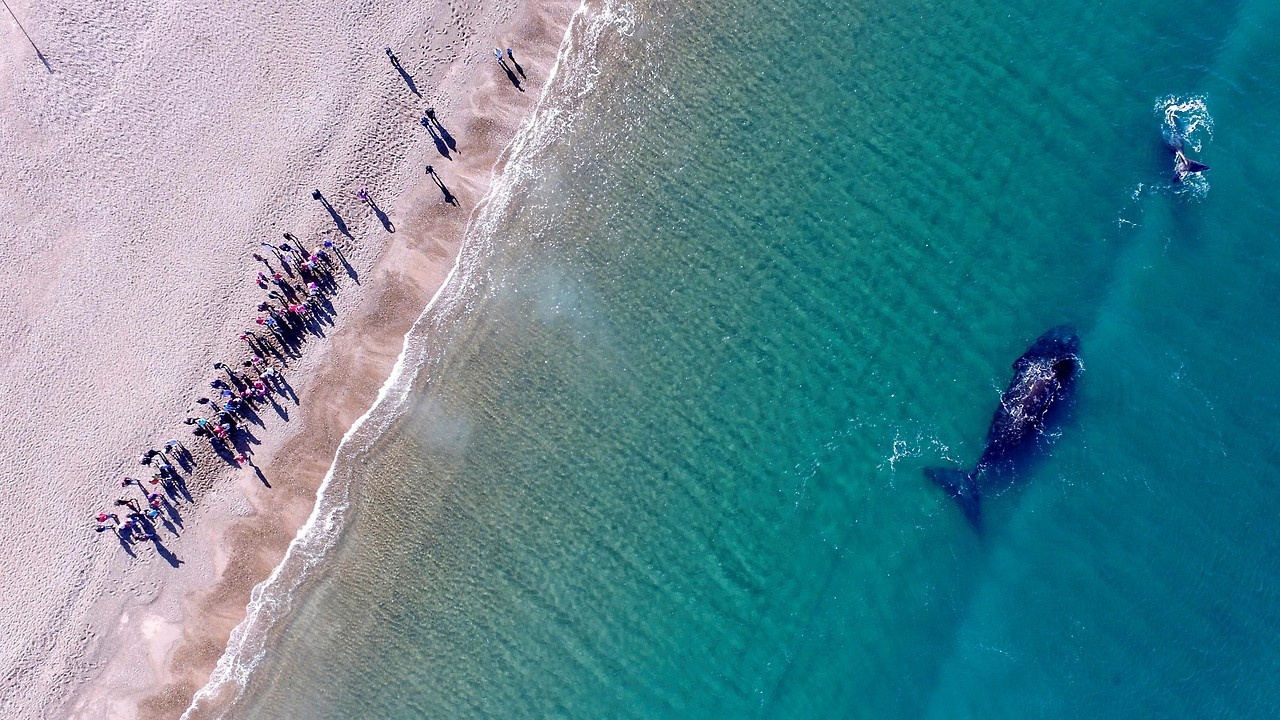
[0,0,575,717]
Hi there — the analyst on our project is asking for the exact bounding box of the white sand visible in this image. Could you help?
[0,0,576,716]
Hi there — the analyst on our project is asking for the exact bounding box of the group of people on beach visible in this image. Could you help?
[93,41,504,557]
[93,229,353,554]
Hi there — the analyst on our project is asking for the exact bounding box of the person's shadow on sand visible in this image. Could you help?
[425,166,459,206]
[421,118,452,160]
[424,110,459,153]
[500,60,524,92]
[152,537,183,568]
[386,48,421,96]
[313,190,352,237]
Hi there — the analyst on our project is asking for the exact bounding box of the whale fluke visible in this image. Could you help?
[1172,149,1210,182]
[1183,159,1209,174]
[925,466,982,531]
[1166,112,1209,183]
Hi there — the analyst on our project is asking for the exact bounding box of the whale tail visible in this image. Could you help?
[1174,151,1210,182]
[1182,159,1210,174]
[925,467,982,531]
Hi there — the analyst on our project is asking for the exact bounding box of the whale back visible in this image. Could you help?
[980,326,1079,467]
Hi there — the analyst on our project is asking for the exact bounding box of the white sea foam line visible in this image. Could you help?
[181,2,616,716]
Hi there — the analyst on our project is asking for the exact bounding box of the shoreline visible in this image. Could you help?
[131,5,580,719]
[157,5,580,718]
[0,0,577,717]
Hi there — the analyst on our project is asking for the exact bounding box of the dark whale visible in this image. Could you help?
[1162,114,1209,183]
[925,325,1080,530]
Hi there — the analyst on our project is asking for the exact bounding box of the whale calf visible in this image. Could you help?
[925,325,1080,530]
[1163,113,1209,183]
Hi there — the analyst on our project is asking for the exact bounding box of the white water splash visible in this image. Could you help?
[1155,94,1214,200]
[1156,94,1214,152]
[877,428,953,474]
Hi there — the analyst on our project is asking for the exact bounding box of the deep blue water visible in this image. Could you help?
[227,0,1280,716]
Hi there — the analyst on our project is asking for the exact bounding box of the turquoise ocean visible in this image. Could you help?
[201,0,1280,716]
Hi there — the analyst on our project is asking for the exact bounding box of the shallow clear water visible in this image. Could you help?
[234,0,1280,716]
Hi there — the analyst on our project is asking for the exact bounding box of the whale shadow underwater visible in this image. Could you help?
[925,325,1081,532]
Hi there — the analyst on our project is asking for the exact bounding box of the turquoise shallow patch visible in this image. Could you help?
[240,0,1280,717]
